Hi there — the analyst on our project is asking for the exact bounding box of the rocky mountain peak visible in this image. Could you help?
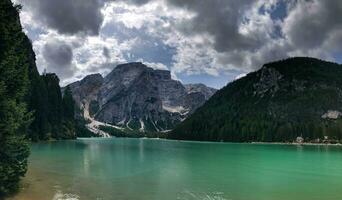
[67,62,217,133]
[80,73,103,84]
[154,69,172,80]
[185,83,217,100]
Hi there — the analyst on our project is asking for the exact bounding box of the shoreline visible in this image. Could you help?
[149,137,342,147]
[78,137,342,147]
[31,137,342,147]
[251,141,342,146]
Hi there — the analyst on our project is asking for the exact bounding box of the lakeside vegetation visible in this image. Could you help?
[0,0,76,196]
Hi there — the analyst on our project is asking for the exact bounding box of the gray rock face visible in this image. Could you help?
[67,73,103,114]
[253,67,283,97]
[185,83,217,100]
[183,84,217,114]
[67,62,217,132]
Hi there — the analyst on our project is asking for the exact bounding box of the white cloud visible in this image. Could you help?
[16,0,342,88]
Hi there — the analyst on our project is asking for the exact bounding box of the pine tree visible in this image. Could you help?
[43,73,63,139]
[62,86,75,121]
[62,86,76,139]
[0,0,30,195]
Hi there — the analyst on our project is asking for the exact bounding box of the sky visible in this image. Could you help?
[14,0,342,89]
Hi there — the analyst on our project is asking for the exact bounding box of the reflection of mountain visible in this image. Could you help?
[67,62,216,132]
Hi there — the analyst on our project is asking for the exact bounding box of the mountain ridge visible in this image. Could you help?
[171,57,342,142]
[67,62,217,134]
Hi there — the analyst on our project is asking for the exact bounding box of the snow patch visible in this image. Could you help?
[139,119,145,132]
[151,120,160,132]
[83,102,123,138]
[162,105,187,113]
[322,110,342,119]
[117,118,126,125]
[126,118,133,130]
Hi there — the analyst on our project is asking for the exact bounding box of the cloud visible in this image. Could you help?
[17,0,104,35]
[103,47,110,59]
[43,41,73,66]
[16,0,342,88]
[42,39,75,80]
[168,0,262,52]
[29,29,132,85]
[283,1,342,51]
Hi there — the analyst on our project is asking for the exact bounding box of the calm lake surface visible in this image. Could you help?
[11,138,342,200]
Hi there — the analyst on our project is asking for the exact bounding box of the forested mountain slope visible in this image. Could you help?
[171,57,342,142]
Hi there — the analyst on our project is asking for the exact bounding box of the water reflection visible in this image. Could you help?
[13,139,342,200]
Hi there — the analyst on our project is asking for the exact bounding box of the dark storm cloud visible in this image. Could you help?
[21,0,271,57]
[166,0,257,52]
[117,0,258,53]
[284,1,342,50]
[43,40,75,79]
[43,42,73,66]
[120,0,151,5]
[19,0,152,35]
[118,0,342,61]
[19,0,104,35]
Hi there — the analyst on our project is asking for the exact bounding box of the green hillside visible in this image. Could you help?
[171,57,342,143]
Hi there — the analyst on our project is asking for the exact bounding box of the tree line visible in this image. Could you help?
[0,0,76,196]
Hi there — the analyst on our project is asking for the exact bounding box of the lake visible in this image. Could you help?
[10,138,342,200]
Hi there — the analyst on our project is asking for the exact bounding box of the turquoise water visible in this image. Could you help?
[14,138,342,200]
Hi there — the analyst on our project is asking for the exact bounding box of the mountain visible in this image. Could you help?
[67,62,216,134]
[185,83,217,100]
[171,57,342,143]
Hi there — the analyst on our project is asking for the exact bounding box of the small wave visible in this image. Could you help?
[52,190,80,200]
[177,190,231,200]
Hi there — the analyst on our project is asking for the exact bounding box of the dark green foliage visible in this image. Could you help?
[89,100,99,117]
[0,0,78,195]
[27,72,77,141]
[0,0,30,195]
[39,74,76,140]
[127,119,141,130]
[171,57,342,142]
[42,74,63,138]
[0,136,29,195]
[1,6,76,141]
[27,73,49,140]
[75,119,98,138]
[62,87,75,120]
[62,86,76,139]
[26,55,49,140]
